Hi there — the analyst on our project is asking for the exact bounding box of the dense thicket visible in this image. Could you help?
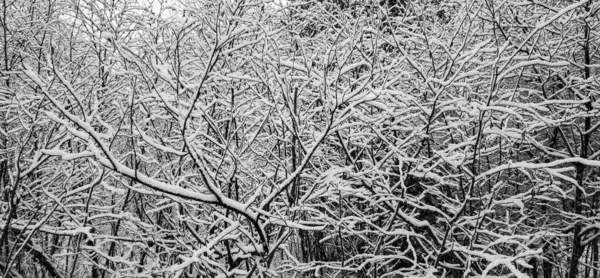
[1,0,599,277]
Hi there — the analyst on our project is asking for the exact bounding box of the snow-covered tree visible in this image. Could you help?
[1,0,599,277]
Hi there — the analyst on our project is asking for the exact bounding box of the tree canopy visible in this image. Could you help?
[1,0,600,277]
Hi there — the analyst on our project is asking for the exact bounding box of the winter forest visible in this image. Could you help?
[1,0,600,277]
